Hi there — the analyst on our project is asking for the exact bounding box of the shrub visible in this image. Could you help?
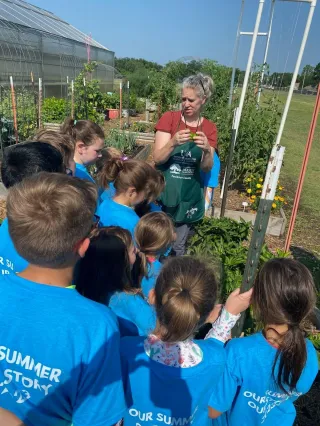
[131,122,154,133]
[105,129,137,155]
[42,97,68,123]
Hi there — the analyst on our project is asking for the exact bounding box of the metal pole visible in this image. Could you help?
[9,76,19,144]
[71,80,74,119]
[127,80,130,128]
[228,0,245,106]
[285,83,320,251]
[38,78,42,129]
[274,0,317,147]
[119,81,122,129]
[257,0,276,104]
[221,0,266,216]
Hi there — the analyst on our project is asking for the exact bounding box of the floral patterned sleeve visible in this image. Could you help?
[205,307,240,343]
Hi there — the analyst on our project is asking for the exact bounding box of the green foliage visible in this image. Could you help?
[105,129,137,155]
[115,57,162,74]
[187,217,290,301]
[42,98,68,123]
[244,175,286,212]
[313,62,320,84]
[131,121,154,133]
[74,61,105,126]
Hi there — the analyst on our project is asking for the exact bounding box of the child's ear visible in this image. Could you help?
[76,141,86,155]
[148,289,156,305]
[77,237,90,258]
[127,187,137,198]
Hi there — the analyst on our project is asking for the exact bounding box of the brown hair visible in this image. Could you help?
[98,158,163,200]
[61,117,104,145]
[154,256,218,342]
[135,212,175,283]
[252,258,316,393]
[7,172,97,268]
[33,129,75,168]
[95,147,122,175]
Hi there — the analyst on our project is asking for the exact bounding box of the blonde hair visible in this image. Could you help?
[182,73,214,103]
[7,172,97,268]
[135,212,175,282]
[154,256,218,342]
[33,129,75,169]
[98,158,164,201]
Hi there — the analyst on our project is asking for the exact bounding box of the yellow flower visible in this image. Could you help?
[279,186,284,190]
[272,203,277,209]
[279,197,285,202]
[251,195,256,200]
[274,196,279,201]
[259,178,263,182]
[246,178,251,182]
[256,190,262,194]
[247,189,252,194]
[256,184,262,189]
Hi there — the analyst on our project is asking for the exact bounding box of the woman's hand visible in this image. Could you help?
[193,131,211,153]
[172,129,191,147]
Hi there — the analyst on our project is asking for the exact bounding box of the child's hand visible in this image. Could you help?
[206,304,223,323]
[225,288,253,316]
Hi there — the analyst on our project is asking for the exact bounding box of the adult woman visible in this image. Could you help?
[154,73,217,255]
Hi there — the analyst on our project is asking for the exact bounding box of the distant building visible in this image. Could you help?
[0,0,115,96]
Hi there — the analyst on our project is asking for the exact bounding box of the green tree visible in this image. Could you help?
[313,63,320,84]
[301,65,315,88]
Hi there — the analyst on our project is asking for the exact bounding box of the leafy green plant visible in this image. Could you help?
[188,217,290,301]
[42,97,68,123]
[105,129,137,155]
[131,122,154,133]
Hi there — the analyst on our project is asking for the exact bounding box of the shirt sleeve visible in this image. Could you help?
[206,308,240,343]
[205,121,218,148]
[73,314,127,426]
[132,296,157,336]
[155,111,174,134]
[208,342,241,413]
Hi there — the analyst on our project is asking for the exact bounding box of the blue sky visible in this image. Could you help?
[31,0,320,72]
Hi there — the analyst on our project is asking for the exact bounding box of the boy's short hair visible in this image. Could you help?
[7,172,97,268]
[1,142,64,189]
[33,130,75,168]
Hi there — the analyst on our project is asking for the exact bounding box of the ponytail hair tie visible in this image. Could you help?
[73,120,77,126]
[121,156,129,161]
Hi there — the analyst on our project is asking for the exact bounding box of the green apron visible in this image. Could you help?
[157,141,204,224]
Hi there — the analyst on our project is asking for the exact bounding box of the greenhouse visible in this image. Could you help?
[0,0,115,97]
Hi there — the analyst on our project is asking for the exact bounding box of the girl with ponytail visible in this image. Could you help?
[209,258,318,426]
[120,256,252,425]
[133,212,176,298]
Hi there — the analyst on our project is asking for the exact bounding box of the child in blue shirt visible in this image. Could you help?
[61,118,105,183]
[134,212,176,298]
[209,258,319,426]
[120,256,252,425]
[96,158,164,237]
[201,150,220,212]
[75,226,156,337]
[0,172,126,425]
[0,141,64,275]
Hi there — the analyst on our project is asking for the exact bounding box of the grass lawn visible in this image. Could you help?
[262,91,320,256]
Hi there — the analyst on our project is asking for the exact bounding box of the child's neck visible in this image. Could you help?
[113,193,131,207]
[264,324,288,348]
[18,264,74,288]
[74,153,84,166]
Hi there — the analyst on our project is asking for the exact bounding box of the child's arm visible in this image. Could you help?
[0,408,24,426]
[208,407,223,419]
[206,288,253,343]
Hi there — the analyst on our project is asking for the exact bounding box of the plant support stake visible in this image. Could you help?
[221,0,266,216]
[9,76,19,144]
[38,78,43,129]
[285,83,320,251]
[71,80,74,119]
[233,144,285,336]
[127,80,130,128]
[83,77,88,120]
[119,81,123,129]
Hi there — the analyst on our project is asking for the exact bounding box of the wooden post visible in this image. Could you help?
[9,76,19,143]
[38,78,42,129]
[71,80,74,119]
[119,81,122,129]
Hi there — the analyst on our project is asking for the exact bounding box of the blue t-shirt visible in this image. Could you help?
[97,198,140,237]
[141,260,162,297]
[100,182,116,203]
[75,163,95,183]
[0,218,28,274]
[0,273,127,426]
[201,151,220,188]
[209,332,318,426]
[108,292,156,337]
[120,336,226,425]
[149,202,162,212]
